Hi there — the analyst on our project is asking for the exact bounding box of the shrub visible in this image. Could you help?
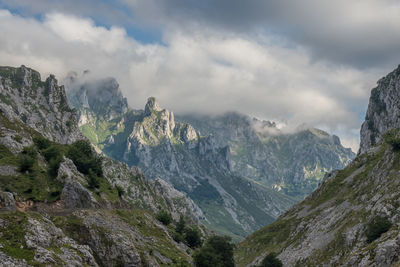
[156,210,172,225]
[115,185,125,197]
[66,140,102,176]
[172,232,184,243]
[184,227,202,248]
[33,136,51,150]
[176,215,186,234]
[42,146,62,162]
[48,156,63,177]
[259,253,283,267]
[87,169,100,189]
[193,236,234,267]
[366,216,392,243]
[22,146,37,159]
[18,154,35,173]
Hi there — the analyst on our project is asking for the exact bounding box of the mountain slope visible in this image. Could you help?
[236,65,400,266]
[178,113,355,199]
[0,66,203,266]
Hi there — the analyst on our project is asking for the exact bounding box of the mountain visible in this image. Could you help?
[177,113,355,200]
[66,73,354,240]
[0,65,205,266]
[236,65,400,266]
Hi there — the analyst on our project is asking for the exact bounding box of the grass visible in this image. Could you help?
[115,209,191,265]
[0,212,35,264]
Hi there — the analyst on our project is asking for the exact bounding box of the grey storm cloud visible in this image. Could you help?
[0,1,398,152]
[2,0,400,68]
[122,0,400,69]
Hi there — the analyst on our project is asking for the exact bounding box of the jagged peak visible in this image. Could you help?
[359,64,400,153]
[144,96,163,115]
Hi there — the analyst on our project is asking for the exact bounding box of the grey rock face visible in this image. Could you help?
[0,191,16,211]
[360,65,400,153]
[179,113,355,199]
[0,65,83,144]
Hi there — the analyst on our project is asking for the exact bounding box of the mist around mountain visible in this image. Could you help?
[236,65,400,266]
[65,71,355,240]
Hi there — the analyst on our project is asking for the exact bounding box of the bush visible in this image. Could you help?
[194,236,234,267]
[115,185,125,197]
[66,140,102,176]
[259,253,283,267]
[18,154,35,173]
[172,232,184,243]
[176,215,186,234]
[366,216,392,243]
[87,169,100,189]
[156,210,172,225]
[33,136,51,150]
[184,227,202,248]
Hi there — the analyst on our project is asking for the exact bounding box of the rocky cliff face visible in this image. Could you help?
[360,65,400,154]
[0,65,83,144]
[0,66,203,266]
[178,113,355,200]
[236,65,400,267]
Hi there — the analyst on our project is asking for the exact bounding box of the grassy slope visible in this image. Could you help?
[235,133,399,266]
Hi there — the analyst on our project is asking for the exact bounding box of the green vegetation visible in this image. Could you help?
[66,140,102,176]
[259,253,282,267]
[194,236,234,267]
[0,212,34,264]
[366,216,392,243]
[384,130,400,151]
[156,210,172,225]
[184,226,203,248]
[114,209,191,264]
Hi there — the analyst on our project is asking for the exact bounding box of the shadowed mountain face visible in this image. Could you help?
[236,65,400,266]
[66,74,355,240]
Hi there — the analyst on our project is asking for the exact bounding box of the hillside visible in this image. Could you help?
[236,65,400,266]
[0,65,205,266]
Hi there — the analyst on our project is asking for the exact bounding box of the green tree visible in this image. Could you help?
[366,216,392,243]
[259,253,282,267]
[156,210,172,225]
[176,215,186,234]
[194,236,234,267]
[184,227,202,248]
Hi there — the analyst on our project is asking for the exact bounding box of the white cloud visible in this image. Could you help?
[0,10,386,151]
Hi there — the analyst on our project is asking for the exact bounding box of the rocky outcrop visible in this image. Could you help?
[360,65,400,153]
[0,65,83,144]
[0,191,16,211]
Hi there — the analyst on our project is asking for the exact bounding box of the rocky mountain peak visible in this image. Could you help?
[359,64,400,153]
[144,96,163,115]
[0,65,82,144]
[67,76,128,118]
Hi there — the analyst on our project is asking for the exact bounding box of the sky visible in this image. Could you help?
[1,0,400,152]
